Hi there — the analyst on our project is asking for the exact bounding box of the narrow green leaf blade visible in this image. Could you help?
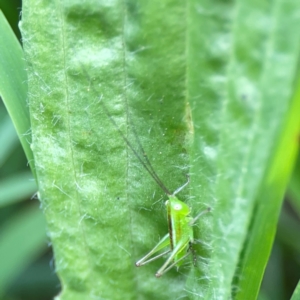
[234,77,300,299]
[0,10,35,176]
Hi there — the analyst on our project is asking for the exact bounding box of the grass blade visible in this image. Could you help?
[0,10,35,177]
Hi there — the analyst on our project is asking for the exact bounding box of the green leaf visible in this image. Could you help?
[20,0,300,299]
[0,204,47,295]
[0,10,35,177]
[21,2,190,299]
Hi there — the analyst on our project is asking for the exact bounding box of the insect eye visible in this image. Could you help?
[174,203,182,210]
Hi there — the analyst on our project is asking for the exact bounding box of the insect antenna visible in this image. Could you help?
[82,68,172,196]
[128,113,172,195]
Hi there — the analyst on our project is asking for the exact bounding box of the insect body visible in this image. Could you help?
[136,190,210,277]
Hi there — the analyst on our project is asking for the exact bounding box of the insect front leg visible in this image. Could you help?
[135,234,170,267]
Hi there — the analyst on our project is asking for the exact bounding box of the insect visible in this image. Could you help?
[84,69,210,277]
[136,187,210,277]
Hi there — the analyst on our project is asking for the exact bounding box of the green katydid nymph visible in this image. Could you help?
[84,69,210,277]
[135,182,210,277]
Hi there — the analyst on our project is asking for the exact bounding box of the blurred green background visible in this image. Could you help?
[0,1,299,299]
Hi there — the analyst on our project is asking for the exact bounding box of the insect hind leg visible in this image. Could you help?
[135,234,170,267]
